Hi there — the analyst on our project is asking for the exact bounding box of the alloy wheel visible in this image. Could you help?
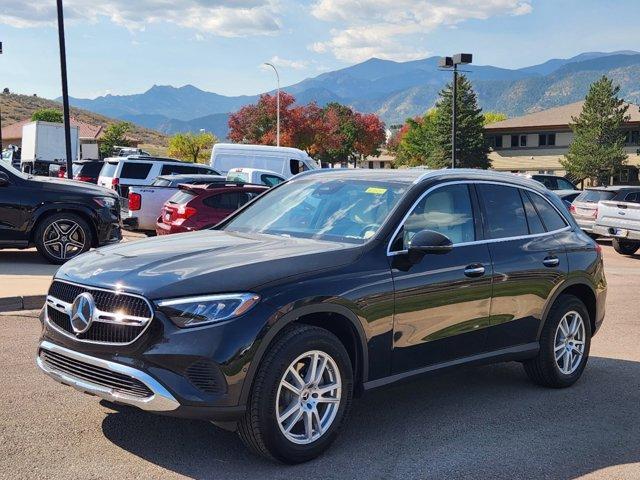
[276,350,342,445]
[554,310,586,375]
[43,220,86,261]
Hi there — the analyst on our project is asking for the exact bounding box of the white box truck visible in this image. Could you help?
[21,121,79,176]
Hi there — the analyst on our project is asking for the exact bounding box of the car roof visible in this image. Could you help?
[158,174,223,182]
[583,185,629,192]
[105,156,188,164]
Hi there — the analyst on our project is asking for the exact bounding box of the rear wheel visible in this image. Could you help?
[523,295,591,388]
[238,324,353,463]
[34,213,92,264]
[612,238,639,255]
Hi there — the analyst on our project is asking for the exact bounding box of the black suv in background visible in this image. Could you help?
[37,169,606,463]
[0,162,121,263]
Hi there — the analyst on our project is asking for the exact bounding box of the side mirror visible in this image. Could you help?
[407,229,453,263]
[0,172,10,187]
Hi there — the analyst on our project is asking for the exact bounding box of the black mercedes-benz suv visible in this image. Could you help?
[0,161,121,263]
[36,169,606,463]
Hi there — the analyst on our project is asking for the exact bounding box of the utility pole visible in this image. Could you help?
[439,53,473,168]
[56,0,74,179]
[0,41,3,152]
[263,62,280,147]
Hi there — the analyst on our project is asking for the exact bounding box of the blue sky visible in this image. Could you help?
[2,0,640,100]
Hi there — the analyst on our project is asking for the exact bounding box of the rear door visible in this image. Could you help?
[390,183,493,372]
[476,183,569,350]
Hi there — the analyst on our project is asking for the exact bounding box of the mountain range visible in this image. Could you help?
[66,51,640,140]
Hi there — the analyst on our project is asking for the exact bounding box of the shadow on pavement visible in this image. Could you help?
[101,356,640,479]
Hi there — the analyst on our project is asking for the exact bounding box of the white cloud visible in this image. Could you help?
[265,55,310,70]
[310,0,533,62]
[0,0,282,37]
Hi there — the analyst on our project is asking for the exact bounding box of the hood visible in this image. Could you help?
[56,230,361,299]
[32,175,116,197]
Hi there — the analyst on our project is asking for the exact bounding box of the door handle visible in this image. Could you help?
[543,256,560,268]
[464,264,485,277]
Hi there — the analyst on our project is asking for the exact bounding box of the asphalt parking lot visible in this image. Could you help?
[1,242,639,480]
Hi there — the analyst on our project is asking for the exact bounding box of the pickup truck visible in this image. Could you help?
[124,173,224,234]
[592,187,640,255]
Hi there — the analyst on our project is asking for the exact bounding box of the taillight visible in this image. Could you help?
[569,204,576,213]
[175,205,197,224]
[57,167,66,178]
[129,193,141,211]
[111,177,119,189]
[75,175,93,182]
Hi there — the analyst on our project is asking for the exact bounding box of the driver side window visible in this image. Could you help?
[402,184,475,249]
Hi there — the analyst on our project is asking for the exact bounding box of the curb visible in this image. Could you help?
[0,295,46,313]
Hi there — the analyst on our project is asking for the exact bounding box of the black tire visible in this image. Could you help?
[34,212,93,264]
[523,295,591,388]
[612,238,640,256]
[238,324,354,464]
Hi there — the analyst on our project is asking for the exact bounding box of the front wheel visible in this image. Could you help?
[612,238,639,256]
[523,295,591,388]
[238,324,353,463]
[34,213,92,264]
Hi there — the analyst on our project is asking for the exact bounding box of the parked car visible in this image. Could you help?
[97,156,218,198]
[592,187,640,255]
[0,161,121,264]
[210,143,318,177]
[125,173,225,234]
[526,174,578,191]
[72,160,104,184]
[36,169,606,463]
[155,181,268,235]
[226,167,286,186]
[569,186,626,235]
[558,190,580,209]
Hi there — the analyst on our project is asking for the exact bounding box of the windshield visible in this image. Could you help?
[575,190,617,203]
[223,178,408,243]
[227,171,250,183]
[100,162,118,178]
[152,178,172,187]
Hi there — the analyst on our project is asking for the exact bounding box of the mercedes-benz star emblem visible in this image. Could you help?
[70,292,95,334]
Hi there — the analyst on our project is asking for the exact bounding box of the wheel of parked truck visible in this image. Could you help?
[34,213,93,264]
[612,238,640,256]
[238,324,353,464]
[523,295,591,388]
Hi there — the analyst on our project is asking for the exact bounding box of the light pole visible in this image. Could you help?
[56,0,74,179]
[0,41,3,153]
[263,62,280,147]
[439,53,472,168]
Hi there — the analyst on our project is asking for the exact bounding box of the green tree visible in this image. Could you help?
[561,76,629,185]
[167,132,218,164]
[99,122,133,158]
[432,74,490,169]
[394,110,438,167]
[483,111,507,125]
[31,108,63,123]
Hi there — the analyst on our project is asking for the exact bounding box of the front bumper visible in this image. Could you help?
[593,224,640,241]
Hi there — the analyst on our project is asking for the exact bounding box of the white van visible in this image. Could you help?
[210,143,318,178]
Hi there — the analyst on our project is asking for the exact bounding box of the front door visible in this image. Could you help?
[389,183,493,373]
[0,166,28,244]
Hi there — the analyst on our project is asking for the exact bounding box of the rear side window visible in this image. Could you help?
[100,162,118,177]
[520,191,545,234]
[533,176,557,190]
[168,190,197,205]
[575,190,616,203]
[152,178,171,187]
[556,178,576,190]
[74,162,103,176]
[261,174,284,186]
[403,184,475,246]
[120,162,152,179]
[204,192,240,210]
[526,191,567,231]
[624,192,640,203]
[161,163,198,175]
[478,184,528,239]
[290,160,308,175]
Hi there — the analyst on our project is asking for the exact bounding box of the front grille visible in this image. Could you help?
[46,280,153,345]
[49,281,151,318]
[40,348,152,398]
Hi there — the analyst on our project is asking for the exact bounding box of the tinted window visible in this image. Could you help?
[575,190,617,203]
[152,178,172,187]
[100,162,118,177]
[161,163,198,175]
[261,174,284,186]
[120,162,152,179]
[167,190,197,205]
[556,178,576,190]
[290,160,308,175]
[205,192,240,210]
[533,175,557,190]
[73,162,103,176]
[624,192,640,203]
[478,184,528,239]
[527,191,567,231]
[403,184,475,247]
[521,191,545,234]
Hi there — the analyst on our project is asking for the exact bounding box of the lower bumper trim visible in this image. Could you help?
[37,340,180,412]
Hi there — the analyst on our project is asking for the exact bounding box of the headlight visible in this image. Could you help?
[156,293,260,328]
[94,196,117,208]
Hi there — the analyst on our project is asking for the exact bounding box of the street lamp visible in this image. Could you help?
[263,62,280,147]
[56,0,74,179]
[439,53,472,168]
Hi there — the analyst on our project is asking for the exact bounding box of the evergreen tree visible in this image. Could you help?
[561,76,629,185]
[432,74,490,169]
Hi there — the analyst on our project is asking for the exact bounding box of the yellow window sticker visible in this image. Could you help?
[366,187,387,194]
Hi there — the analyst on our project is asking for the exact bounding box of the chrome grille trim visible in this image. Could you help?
[37,340,179,412]
[45,279,154,346]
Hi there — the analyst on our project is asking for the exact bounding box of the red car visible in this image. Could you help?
[156,182,268,235]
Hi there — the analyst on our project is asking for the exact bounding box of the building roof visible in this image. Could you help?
[489,149,640,171]
[1,118,103,141]
[485,101,640,131]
